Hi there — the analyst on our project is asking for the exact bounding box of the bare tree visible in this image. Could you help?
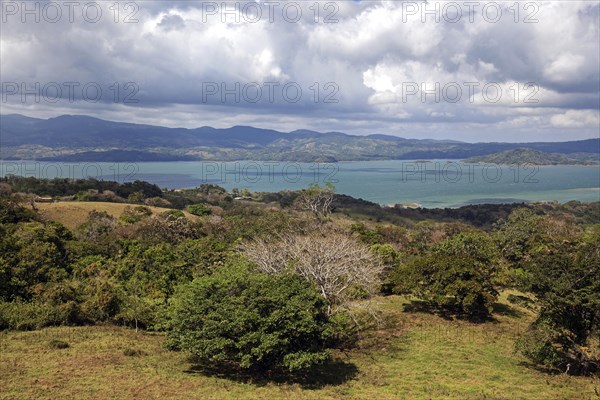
[295,183,335,221]
[242,230,383,314]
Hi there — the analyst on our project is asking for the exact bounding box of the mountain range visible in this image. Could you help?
[1,114,599,163]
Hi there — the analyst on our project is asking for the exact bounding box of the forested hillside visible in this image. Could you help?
[465,148,600,165]
[2,114,598,162]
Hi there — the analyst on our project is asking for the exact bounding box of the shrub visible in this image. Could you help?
[127,192,144,204]
[160,209,185,220]
[165,265,332,373]
[515,319,562,368]
[120,206,152,224]
[187,203,211,216]
[123,348,144,357]
[76,211,117,242]
[325,312,360,350]
[0,300,63,330]
[145,197,172,208]
[48,339,70,349]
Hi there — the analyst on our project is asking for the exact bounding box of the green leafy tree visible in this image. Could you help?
[516,227,600,374]
[494,208,581,272]
[395,231,502,318]
[127,192,144,204]
[0,196,37,224]
[494,208,542,264]
[5,221,73,299]
[165,265,332,373]
[118,272,161,331]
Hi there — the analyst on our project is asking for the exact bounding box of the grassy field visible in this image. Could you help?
[1,294,598,400]
[34,201,198,229]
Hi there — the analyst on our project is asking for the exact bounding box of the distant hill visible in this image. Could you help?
[1,114,598,162]
[39,150,196,162]
[464,148,600,165]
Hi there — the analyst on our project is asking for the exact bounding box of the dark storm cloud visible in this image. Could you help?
[0,0,598,141]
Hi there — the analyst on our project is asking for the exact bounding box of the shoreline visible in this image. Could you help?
[2,158,600,167]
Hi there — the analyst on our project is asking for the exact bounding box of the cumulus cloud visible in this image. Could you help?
[0,0,598,141]
[551,110,600,128]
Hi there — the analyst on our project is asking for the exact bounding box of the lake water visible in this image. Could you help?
[1,160,599,208]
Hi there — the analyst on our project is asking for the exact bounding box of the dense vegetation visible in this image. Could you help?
[0,176,598,380]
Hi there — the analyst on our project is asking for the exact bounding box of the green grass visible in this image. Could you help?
[1,295,598,400]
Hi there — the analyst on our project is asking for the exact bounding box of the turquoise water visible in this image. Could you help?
[1,160,599,208]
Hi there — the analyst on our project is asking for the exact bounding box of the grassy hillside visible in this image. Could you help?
[1,179,598,400]
[35,201,198,229]
[1,294,597,400]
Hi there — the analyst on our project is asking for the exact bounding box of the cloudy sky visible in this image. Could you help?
[1,0,599,142]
